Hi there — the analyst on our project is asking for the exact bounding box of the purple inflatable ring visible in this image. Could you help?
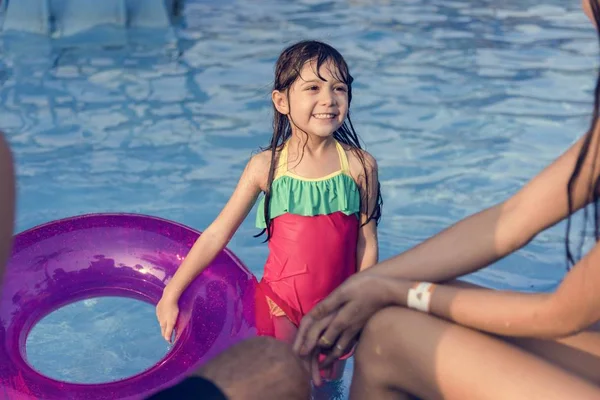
[0,213,261,400]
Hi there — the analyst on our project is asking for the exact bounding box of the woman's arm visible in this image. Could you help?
[162,153,265,302]
[302,240,600,366]
[371,131,600,282]
[380,236,600,338]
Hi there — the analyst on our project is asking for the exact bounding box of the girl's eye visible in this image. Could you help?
[335,86,348,92]
[307,86,319,91]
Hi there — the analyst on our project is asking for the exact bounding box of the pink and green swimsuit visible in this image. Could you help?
[255,140,361,328]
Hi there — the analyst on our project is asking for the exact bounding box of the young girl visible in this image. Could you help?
[156,40,382,377]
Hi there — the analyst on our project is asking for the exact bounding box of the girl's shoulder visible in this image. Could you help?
[339,144,378,183]
[250,148,282,192]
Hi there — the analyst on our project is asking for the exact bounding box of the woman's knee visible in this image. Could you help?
[361,307,421,345]
[357,306,447,369]
[354,307,440,397]
[356,307,419,367]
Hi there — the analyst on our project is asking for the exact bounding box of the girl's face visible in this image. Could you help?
[272,59,349,139]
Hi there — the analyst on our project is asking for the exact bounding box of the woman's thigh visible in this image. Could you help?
[352,307,600,400]
[449,279,600,384]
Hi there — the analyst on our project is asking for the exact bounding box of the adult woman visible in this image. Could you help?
[294,1,600,398]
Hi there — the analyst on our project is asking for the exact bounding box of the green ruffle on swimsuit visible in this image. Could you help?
[255,141,360,228]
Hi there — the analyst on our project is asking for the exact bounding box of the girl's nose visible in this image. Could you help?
[320,88,337,106]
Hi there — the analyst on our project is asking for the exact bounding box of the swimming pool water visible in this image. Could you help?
[1,0,598,398]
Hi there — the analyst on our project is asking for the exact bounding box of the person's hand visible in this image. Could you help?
[298,314,336,387]
[156,293,179,343]
[293,272,397,368]
[299,348,325,387]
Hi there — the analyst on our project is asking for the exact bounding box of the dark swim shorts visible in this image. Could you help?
[146,376,227,400]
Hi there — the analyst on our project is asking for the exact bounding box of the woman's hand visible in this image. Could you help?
[293,273,398,368]
[156,292,180,343]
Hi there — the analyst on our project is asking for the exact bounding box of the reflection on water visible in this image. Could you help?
[26,297,169,384]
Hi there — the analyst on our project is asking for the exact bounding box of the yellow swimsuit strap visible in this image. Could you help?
[273,141,289,181]
[273,140,350,181]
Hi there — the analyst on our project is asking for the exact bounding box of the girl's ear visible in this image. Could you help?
[272,90,289,115]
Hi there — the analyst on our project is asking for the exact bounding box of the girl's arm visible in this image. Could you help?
[356,220,377,271]
[161,154,265,303]
[356,153,379,271]
[371,130,600,282]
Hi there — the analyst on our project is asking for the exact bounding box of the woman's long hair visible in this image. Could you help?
[565,1,600,268]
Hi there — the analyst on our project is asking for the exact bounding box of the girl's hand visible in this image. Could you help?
[156,293,179,343]
[293,273,397,367]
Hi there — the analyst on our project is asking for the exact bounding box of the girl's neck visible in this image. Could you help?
[288,131,336,155]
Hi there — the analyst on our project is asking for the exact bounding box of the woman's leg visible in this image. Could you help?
[506,328,600,385]
[350,307,600,400]
[450,280,600,384]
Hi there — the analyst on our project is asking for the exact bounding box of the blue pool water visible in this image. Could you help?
[1,0,598,398]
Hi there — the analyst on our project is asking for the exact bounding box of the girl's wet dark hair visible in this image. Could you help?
[566,0,600,268]
[255,40,383,240]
